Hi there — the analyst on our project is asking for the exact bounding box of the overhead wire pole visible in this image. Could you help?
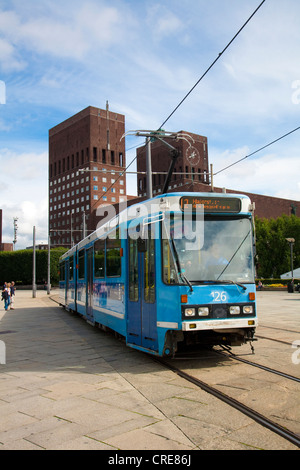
[145,137,153,198]
[124,130,196,195]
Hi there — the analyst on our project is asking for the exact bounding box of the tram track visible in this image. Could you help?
[154,356,300,449]
[214,348,300,383]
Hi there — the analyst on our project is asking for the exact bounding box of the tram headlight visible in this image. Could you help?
[198,307,209,316]
[185,308,196,317]
[229,306,240,315]
[243,305,253,314]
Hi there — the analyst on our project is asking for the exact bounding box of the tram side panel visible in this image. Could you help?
[91,235,127,337]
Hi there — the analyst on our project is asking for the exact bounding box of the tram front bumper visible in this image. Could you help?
[182,318,257,331]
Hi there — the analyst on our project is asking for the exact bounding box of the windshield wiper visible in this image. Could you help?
[217,230,251,283]
[215,279,247,290]
[170,237,193,292]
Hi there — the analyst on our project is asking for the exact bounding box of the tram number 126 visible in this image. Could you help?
[212,291,227,302]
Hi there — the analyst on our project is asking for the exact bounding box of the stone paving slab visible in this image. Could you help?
[0,289,299,451]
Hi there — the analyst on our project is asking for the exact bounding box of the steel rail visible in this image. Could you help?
[155,357,300,449]
[215,349,300,383]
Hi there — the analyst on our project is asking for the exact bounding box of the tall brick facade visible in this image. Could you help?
[49,107,299,249]
[48,105,127,247]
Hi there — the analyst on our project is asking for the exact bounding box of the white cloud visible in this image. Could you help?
[0,149,48,248]
[211,147,300,201]
[0,0,299,249]
[147,5,184,40]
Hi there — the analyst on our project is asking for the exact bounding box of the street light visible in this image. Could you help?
[286,238,295,278]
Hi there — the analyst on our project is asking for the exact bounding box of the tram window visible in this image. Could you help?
[129,238,138,302]
[107,231,121,277]
[94,239,105,278]
[144,236,155,304]
[59,262,65,282]
[162,239,180,284]
[78,250,85,279]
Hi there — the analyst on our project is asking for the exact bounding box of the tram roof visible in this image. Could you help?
[60,192,253,261]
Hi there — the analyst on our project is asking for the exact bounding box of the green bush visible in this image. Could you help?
[0,248,67,286]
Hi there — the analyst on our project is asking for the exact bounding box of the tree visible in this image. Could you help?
[255,215,300,278]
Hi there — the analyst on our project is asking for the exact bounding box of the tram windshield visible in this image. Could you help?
[162,215,255,285]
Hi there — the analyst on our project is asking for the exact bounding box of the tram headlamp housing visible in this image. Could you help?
[243,305,253,314]
[185,308,196,317]
[229,306,240,315]
[198,307,209,316]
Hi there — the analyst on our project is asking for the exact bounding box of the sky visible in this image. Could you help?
[0,0,299,249]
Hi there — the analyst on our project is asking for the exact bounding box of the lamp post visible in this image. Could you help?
[286,238,295,278]
[32,226,36,298]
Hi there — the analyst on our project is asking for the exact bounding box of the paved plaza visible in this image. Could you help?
[0,289,299,450]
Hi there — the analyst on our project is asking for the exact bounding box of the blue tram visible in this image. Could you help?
[59,192,257,356]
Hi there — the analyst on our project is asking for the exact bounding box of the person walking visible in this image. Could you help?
[10,281,16,310]
[2,283,11,311]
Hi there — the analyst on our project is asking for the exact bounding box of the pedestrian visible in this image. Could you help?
[2,283,11,311]
[10,281,16,310]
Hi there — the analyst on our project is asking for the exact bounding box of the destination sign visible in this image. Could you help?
[179,196,241,213]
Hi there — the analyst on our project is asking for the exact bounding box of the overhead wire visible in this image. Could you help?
[213,125,300,176]
[92,0,267,206]
[159,0,267,129]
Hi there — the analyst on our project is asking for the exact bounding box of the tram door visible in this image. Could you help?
[127,230,158,352]
[65,260,69,306]
[86,247,94,323]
